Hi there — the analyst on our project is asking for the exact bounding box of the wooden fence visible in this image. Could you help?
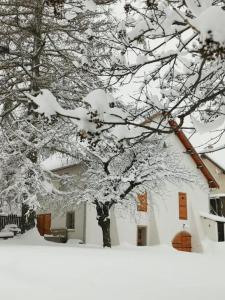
[0,214,22,231]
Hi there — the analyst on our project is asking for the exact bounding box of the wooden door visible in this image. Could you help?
[37,214,51,236]
[137,226,147,246]
[172,231,192,252]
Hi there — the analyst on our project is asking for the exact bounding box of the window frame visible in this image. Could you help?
[66,211,75,230]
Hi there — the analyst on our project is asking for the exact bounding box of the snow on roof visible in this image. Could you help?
[203,152,225,173]
[210,193,225,198]
[0,212,8,216]
[185,117,225,177]
[41,154,80,171]
[200,212,225,223]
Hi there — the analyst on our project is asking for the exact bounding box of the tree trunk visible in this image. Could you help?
[94,200,116,248]
[98,218,111,247]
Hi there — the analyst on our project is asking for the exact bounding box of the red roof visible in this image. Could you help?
[169,120,219,189]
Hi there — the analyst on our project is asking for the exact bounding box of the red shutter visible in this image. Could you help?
[137,192,148,212]
[37,214,51,236]
[179,192,187,220]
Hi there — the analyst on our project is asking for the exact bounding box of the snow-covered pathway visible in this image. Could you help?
[0,230,225,300]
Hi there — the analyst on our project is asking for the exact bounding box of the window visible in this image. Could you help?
[179,192,187,220]
[66,211,75,229]
[210,197,225,217]
[217,222,225,242]
[137,192,148,212]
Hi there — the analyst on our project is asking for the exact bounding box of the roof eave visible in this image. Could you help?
[168,120,220,189]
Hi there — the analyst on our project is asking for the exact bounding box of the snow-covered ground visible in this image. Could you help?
[1,229,225,300]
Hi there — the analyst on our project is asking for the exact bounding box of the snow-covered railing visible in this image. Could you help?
[200,212,225,223]
[0,214,22,231]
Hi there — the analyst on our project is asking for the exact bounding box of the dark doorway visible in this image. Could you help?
[66,211,75,229]
[137,226,147,246]
[217,222,225,242]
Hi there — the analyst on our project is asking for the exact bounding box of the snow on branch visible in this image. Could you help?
[25,89,171,139]
[25,89,123,133]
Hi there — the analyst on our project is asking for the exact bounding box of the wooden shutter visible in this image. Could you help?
[44,214,51,234]
[37,214,51,236]
[137,192,148,212]
[37,214,44,236]
[179,192,187,220]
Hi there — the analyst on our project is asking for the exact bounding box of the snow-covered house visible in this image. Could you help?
[37,123,219,252]
[200,154,225,242]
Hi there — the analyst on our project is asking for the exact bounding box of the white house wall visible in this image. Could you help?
[85,204,102,245]
[111,208,151,246]
[102,132,212,250]
[201,218,218,241]
[84,203,152,246]
[151,133,210,251]
[67,204,85,240]
[39,203,85,241]
[151,181,208,252]
[201,158,225,195]
[50,163,86,241]
[39,131,214,250]
[85,177,209,251]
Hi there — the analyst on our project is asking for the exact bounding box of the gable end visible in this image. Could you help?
[169,120,219,189]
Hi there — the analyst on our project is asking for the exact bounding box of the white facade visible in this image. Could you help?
[200,155,225,241]
[38,131,219,252]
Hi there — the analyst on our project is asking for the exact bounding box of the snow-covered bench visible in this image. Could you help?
[44,228,68,243]
[0,231,14,239]
[0,224,21,239]
[3,224,21,235]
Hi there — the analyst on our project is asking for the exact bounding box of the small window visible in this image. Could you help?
[137,192,148,212]
[210,197,225,217]
[179,192,187,220]
[66,211,75,229]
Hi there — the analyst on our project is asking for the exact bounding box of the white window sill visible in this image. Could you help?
[67,229,75,232]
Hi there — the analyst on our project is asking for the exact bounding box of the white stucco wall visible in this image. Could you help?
[149,133,210,252]
[150,181,208,252]
[50,203,85,241]
[201,217,218,241]
[103,131,211,251]
[38,131,215,251]
[84,202,152,246]
[85,204,102,245]
[110,207,151,246]
[202,157,225,195]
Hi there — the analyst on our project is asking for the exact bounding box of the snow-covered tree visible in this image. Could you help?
[1,0,223,242]
[47,130,197,247]
[80,132,197,247]
[0,0,110,107]
[0,0,111,214]
[26,1,225,149]
[98,0,225,143]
